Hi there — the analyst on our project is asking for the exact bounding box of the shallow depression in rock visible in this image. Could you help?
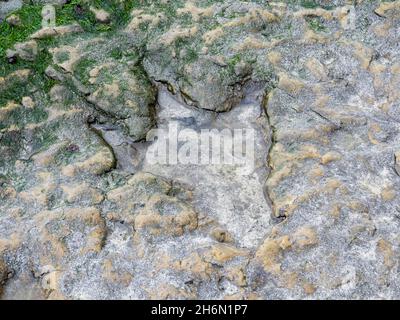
[142,88,273,249]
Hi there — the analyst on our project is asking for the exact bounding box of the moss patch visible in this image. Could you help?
[0,5,43,59]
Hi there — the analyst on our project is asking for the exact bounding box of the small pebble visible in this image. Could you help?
[66,144,80,153]
[7,56,17,64]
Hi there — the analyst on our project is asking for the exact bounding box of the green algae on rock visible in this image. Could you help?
[1,0,400,300]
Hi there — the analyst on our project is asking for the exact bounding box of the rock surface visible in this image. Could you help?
[0,0,22,20]
[1,0,400,299]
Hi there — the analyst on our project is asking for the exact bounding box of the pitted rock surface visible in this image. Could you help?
[1,0,400,299]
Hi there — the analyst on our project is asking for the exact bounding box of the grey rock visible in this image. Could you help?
[2,0,400,300]
[6,40,38,61]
